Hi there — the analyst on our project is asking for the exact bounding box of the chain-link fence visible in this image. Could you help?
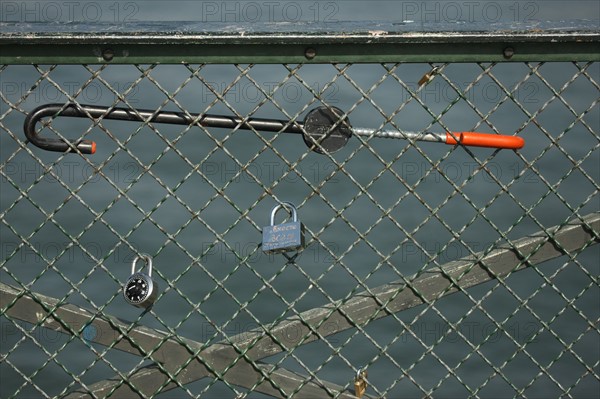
[1,20,599,398]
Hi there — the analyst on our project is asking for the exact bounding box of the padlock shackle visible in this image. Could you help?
[356,368,367,380]
[270,202,298,226]
[131,254,153,277]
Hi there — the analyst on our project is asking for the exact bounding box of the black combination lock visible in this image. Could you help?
[123,255,158,308]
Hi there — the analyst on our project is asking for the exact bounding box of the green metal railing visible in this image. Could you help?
[1,21,599,398]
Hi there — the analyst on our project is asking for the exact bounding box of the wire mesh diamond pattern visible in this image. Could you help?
[1,56,599,398]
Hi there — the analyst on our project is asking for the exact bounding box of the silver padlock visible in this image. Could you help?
[262,202,305,253]
[123,255,159,308]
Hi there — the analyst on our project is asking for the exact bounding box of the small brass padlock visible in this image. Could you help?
[418,66,440,87]
[123,255,159,308]
[262,202,304,253]
[354,369,367,398]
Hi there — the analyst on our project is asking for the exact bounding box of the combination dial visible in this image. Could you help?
[123,256,158,308]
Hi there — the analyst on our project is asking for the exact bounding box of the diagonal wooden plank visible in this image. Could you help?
[230,212,600,360]
[3,212,598,397]
[0,284,356,398]
[1,269,376,397]
[65,212,600,397]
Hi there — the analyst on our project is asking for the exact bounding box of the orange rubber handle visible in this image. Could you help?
[445,132,524,149]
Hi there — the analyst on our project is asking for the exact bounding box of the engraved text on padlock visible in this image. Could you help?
[262,202,305,253]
